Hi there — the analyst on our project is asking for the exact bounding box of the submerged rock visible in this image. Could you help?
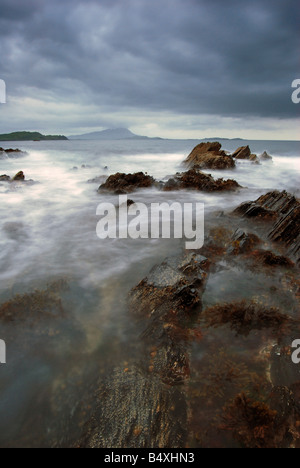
[98,171,155,194]
[0,175,11,182]
[260,151,273,161]
[0,148,27,159]
[184,142,236,169]
[164,169,241,192]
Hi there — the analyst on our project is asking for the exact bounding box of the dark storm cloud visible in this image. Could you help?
[0,0,299,120]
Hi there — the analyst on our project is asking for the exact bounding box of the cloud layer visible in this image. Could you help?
[0,0,299,137]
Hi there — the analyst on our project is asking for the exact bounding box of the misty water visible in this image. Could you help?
[0,138,299,447]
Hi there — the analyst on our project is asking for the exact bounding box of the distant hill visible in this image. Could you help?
[0,131,68,141]
[69,128,162,140]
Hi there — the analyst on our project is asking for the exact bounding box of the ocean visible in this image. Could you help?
[0,138,299,447]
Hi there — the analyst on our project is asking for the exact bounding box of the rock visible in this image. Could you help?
[249,154,259,163]
[184,142,236,169]
[250,250,294,268]
[233,191,300,264]
[233,201,277,220]
[87,175,107,184]
[231,146,251,159]
[77,253,209,448]
[0,148,26,159]
[164,169,241,192]
[0,175,11,182]
[12,171,25,181]
[260,151,273,161]
[227,229,261,255]
[98,172,155,194]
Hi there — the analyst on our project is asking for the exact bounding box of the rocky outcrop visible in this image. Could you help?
[233,191,300,264]
[77,253,209,448]
[231,146,251,159]
[184,142,236,169]
[231,145,258,163]
[164,169,241,192]
[98,172,155,194]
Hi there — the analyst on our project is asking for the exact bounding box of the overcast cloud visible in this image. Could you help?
[0,0,299,138]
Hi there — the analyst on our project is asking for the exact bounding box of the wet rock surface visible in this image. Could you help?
[184,142,236,169]
[233,191,300,264]
[98,172,155,194]
[77,253,208,448]
[164,169,241,192]
[0,171,35,185]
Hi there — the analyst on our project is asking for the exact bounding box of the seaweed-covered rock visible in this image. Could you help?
[227,229,261,255]
[184,142,235,169]
[77,253,209,448]
[98,172,155,194]
[164,169,241,192]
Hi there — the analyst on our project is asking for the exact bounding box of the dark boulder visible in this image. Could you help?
[184,142,236,169]
[98,172,155,194]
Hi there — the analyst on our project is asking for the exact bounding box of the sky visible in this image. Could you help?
[0,0,299,139]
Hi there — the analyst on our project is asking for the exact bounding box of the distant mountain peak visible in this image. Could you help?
[68,128,154,140]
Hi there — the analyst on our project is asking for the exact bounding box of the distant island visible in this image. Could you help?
[68,128,163,140]
[0,131,68,141]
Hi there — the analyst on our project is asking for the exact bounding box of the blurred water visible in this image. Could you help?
[0,138,299,447]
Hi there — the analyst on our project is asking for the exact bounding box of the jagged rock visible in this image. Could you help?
[184,142,236,169]
[232,146,251,159]
[12,171,25,181]
[164,169,241,192]
[233,191,300,264]
[98,172,155,194]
